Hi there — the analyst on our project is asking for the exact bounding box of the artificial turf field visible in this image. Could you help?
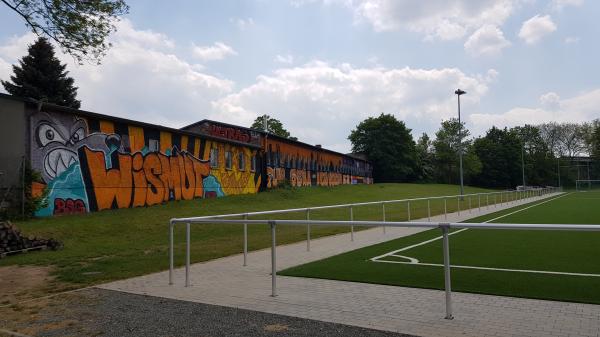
[280,191,600,304]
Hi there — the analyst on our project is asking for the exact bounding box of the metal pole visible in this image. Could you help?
[468,196,471,213]
[427,199,431,222]
[478,194,481,213]
[521,144,526,188]
[243,214,248,266]
[169,223,174,285]
[557,157,561,188]
[456,91,465,199]
[444,198,447,220]
[306,209,311,251]
[21,156,25,220]
[457,196,460,216]
[487,194,489,209]
[494,194,497,208]
[270,221,277,297]
[442,225,453,320]
[185,222,190,287]
[407,201,411,221]
[350,206,354,242]
[382,203,386,234]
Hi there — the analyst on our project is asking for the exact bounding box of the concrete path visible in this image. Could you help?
[100,192,600,337]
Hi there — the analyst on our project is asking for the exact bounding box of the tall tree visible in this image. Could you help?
[415,133,435,182]
[251,114,292,138]
[510,125,555,186]
[2,37,81,108]
[432,118,480,184]
[473,127,521,188]
[348,113,417,182]
[2,0,129,64]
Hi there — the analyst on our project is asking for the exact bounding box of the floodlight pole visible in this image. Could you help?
[521,144,526,188]
[455,89,466,199]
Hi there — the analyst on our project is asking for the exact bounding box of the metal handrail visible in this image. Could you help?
[167,187,561,319]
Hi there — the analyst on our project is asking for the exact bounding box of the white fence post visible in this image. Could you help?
[169,222,174,285]
[270,221,277,297]
[185,222,191,287]
[442,224,453,320]
[350,206,354,242]
[382,202,386,234]
[243,214,248,266]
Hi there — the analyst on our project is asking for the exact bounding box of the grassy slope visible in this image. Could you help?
[0,183,489,288]
[280,192,600,304]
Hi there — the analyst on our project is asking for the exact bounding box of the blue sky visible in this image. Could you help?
[1,0,599,152]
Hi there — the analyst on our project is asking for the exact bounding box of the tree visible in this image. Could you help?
[2,37,81,108]
[251,115,292,138]
[473,127,522,188]
[432,118,480,184]
[2,0,128,64]
[510,125,555,186]
[348,113,417,182]
[415,133,435,181]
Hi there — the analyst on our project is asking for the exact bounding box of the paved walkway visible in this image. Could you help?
[100,192,600,337]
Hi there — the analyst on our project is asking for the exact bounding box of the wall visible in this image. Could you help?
[0,96,27,190]
[29,109,260,216]
[264,138,372,188]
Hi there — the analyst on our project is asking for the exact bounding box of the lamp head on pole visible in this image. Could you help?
[455,89,466,96]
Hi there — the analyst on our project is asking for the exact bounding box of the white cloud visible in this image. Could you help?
[551,0,584,11]
[518,15,557,44]
[539,91,561,110]
[565,36,581,44]
[232,17,255,30]
[464,25,511,56]
[211,61,496,152]
[0,20,234,127]
[342,0,518,40]
[192,42,237,61]
[275,54,294,64]
[470,89,600,134]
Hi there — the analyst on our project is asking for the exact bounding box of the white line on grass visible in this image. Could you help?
[369,193,600,278]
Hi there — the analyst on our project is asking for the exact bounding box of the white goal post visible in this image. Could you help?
[575,180,600,191]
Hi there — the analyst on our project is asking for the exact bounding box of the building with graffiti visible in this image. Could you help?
[0,94,372,217]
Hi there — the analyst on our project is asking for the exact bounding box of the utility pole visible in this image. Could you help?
[455,89,466,199]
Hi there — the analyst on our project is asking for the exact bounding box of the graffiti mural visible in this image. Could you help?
[30,111,260,216]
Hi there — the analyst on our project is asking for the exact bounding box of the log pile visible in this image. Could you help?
[0,221,62,258]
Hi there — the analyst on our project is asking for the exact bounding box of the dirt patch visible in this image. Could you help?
[263,323,290,332]
[0,266,58,305]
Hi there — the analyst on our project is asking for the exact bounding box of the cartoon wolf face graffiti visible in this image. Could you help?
[31,112,122,183]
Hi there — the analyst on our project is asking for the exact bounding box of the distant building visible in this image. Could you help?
[0,94,372,216]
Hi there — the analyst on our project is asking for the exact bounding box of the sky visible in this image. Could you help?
[1,0,599,153]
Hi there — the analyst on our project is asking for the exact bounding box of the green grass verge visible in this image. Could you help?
[0,183,490,288]
[280,191,600,304]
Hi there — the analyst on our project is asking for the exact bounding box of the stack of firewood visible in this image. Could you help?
[0,221,62,257]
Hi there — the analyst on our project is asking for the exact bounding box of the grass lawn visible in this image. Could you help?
[0,183,491,293]
[280,191,600,304]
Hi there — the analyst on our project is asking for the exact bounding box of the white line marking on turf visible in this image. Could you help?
[369,193,598,278]
[371,193,569,262]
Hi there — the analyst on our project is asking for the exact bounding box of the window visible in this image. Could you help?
[225,151,232,170]
[251,154,257,172]
[210,148,219,168]
[238,152,245,171]
[149,139,159,152]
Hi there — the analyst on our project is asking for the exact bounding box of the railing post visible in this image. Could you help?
[169,222,174,285]
[407,201,411,221]
[500,192,503,205]
[468,196,471,213]
[382,202,386,234]
[269,221,277,297]
[457,196,460,216]
[243,214,248,266]
[478,194,481,213]
[441,224,453,320]
[350,206,354,242]
[494,194,497,208]
[444,198,447,220]
[185,222,191,287]
[427,199,431,222]
[306,209,311,251]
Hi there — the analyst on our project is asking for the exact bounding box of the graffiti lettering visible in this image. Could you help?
[210,125,251,143]
[53,198,86,215]
[79,146,211,211]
